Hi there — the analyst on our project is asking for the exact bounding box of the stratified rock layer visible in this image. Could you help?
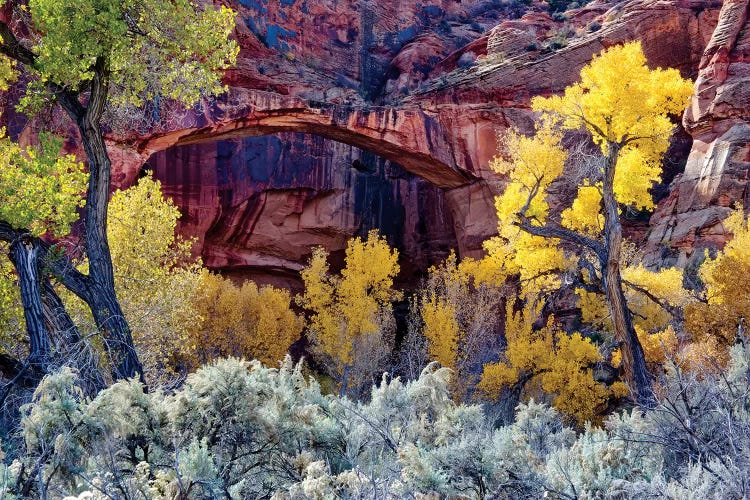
[125,0,723,284]
[149,134,458,288]
[645,0,750,268]
[4,0,740,285]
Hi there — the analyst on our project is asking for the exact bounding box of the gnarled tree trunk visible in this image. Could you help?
[60,58,144,383]
[0,19,144,385]
[601,142,655,408]
[8,235,51,369]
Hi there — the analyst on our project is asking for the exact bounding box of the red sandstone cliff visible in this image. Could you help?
[3,0,743,286]
[644,0,750,269]
[132,0,723,286]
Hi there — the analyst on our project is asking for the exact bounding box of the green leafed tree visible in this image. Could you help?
[0,133,87,382]
[0,0,238,382]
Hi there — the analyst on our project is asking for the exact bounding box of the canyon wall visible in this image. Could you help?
[149,134,457,289]
[644,0,750,269]
[5,0,744,286]
[129,0,726,285]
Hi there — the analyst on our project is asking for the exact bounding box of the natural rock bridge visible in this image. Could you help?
[16,0,740,284]
[131,91,483,189]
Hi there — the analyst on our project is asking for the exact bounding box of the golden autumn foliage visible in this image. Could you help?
[577,264,689,335]
[187,273,303,368]
[52,175,200,382]
[532,42,693,212]
[686,208,750,360]
[611,327,727,376]
[485,42,693,405]
[108,175,195,285]
[104,175,202,381]
[560,181,604,235]
[479,304,620,425]
[486,121,569,298]
[299,230,401,390]
[418,252,505,398]
[110,176,303,377]
[612,326,679,369]
[488,42,694,298]
[677,336,727,372]
[61,175,302,382]
[422,295,460,370]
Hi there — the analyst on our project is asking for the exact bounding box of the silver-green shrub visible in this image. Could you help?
[4,344,750,499]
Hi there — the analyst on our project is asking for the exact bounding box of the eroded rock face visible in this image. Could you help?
[644,0,750,268]
[132,0,724,286]
[1,0,732,285]
[149,134,458,288]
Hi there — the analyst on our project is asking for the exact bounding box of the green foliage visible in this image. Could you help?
[0,132,86,353]
[22,0,238,112]
[548,0,591,13]
[0,132,87,237]
[0,249,23,354]
[0,54,16,91]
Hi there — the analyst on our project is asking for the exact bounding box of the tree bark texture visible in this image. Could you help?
[8,236,51,368]
[0,16,144,385]
[71,60,144,383]
[601,142,655,408]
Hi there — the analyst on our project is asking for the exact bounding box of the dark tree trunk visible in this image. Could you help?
[0,18,143,384]
[42,280,80,343]
[8,236,51,370]
[70,60,144,383]
[601,143,655,408]
[76,126,144,383]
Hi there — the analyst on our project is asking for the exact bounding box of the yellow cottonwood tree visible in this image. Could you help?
[66,175,303,382]
[686,208,750,358]
[419,252,506,399]
[106,175,203,382]
[422,296,460,370]
[488,42,693,406]
[479,304,623,424]
[299,231,402,393]
[187,273,303,368]
[577,263,689,340]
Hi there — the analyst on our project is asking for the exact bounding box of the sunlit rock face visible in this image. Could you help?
[125,0,725,285]
[1,0,735,284]
[644,0,750,269]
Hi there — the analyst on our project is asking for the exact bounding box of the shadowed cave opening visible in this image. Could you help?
[143,132,463,293]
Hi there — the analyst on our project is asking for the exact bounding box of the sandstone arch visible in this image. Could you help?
[130,90,480,189]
